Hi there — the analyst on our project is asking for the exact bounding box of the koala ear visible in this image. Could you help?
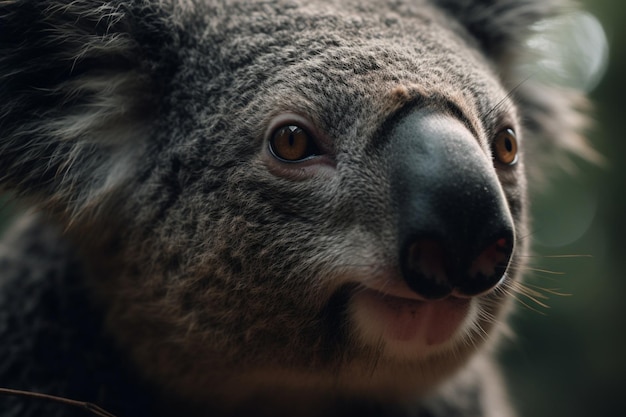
[0,0,177,218]
[434,0,564,63]
[513,11,606,181]
[436,0,603,180]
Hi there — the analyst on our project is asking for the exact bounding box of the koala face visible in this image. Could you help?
[0,0,590,415]
[97,1,525,407]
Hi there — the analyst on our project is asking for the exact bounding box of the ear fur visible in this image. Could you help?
[0,0,178,218]
[433,0,564,63]
[515,78,601,181]
[434,0,599,179]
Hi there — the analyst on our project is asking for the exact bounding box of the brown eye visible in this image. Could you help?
[269,125,318,162]
[493,128,518,165]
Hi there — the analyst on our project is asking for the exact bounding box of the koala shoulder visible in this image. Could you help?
[0,213,158,417]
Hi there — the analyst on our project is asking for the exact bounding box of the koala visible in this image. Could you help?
[0,0,592,416]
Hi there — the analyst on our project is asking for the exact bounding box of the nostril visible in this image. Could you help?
[402,239,452,300]
[469,237,512,278]
[407,240,445,282]
[458,235,514,296]
[401,234,514,299]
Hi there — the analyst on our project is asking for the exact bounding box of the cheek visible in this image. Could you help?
[501,174,527,235]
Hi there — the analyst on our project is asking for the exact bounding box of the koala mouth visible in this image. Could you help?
[350,286,472,356]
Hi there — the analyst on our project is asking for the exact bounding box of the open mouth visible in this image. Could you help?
[350,286,473,356]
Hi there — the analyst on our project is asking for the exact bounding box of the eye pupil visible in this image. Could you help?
[287,126,298,146]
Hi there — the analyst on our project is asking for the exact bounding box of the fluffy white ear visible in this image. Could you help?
[0,0,177,218]
[434,0,565,63]
[513,11,607,179]
[435,0,603,176]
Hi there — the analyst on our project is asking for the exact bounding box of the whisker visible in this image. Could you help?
[471,322,491,345]
[523,283,571,297]
[368,336,385,378]
[485,73,535,119]
[522,267,565,276]
[502,277,573,313]
[521,298,548,315]
[509,291,548,315]
[518,253,592,259]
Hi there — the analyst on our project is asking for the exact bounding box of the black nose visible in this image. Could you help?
[386,108,515,300]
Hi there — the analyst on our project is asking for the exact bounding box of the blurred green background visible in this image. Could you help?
[502,1,626,416]
[0,2,623,417]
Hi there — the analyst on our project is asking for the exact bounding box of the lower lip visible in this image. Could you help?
[351,289,471,346]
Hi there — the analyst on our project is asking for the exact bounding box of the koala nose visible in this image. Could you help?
[386,108,515,300]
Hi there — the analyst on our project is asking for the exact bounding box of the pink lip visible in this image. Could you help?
[352,287,471,346]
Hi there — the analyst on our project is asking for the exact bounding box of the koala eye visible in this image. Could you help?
[269,124,320,162]
[493,128,518,165]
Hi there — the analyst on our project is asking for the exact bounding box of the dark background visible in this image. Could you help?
[502,1,626,416]
[0,2,624,416]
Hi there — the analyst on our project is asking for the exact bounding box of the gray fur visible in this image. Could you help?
[0,0,590,416]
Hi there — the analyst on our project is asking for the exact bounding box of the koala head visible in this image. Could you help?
[0,0,591,414]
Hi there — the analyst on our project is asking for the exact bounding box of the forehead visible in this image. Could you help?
[189,0,511,138]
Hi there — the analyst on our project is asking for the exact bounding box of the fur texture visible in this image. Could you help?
[0,0,590,416]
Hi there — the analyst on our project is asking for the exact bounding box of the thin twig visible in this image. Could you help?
[0,387,118,417]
